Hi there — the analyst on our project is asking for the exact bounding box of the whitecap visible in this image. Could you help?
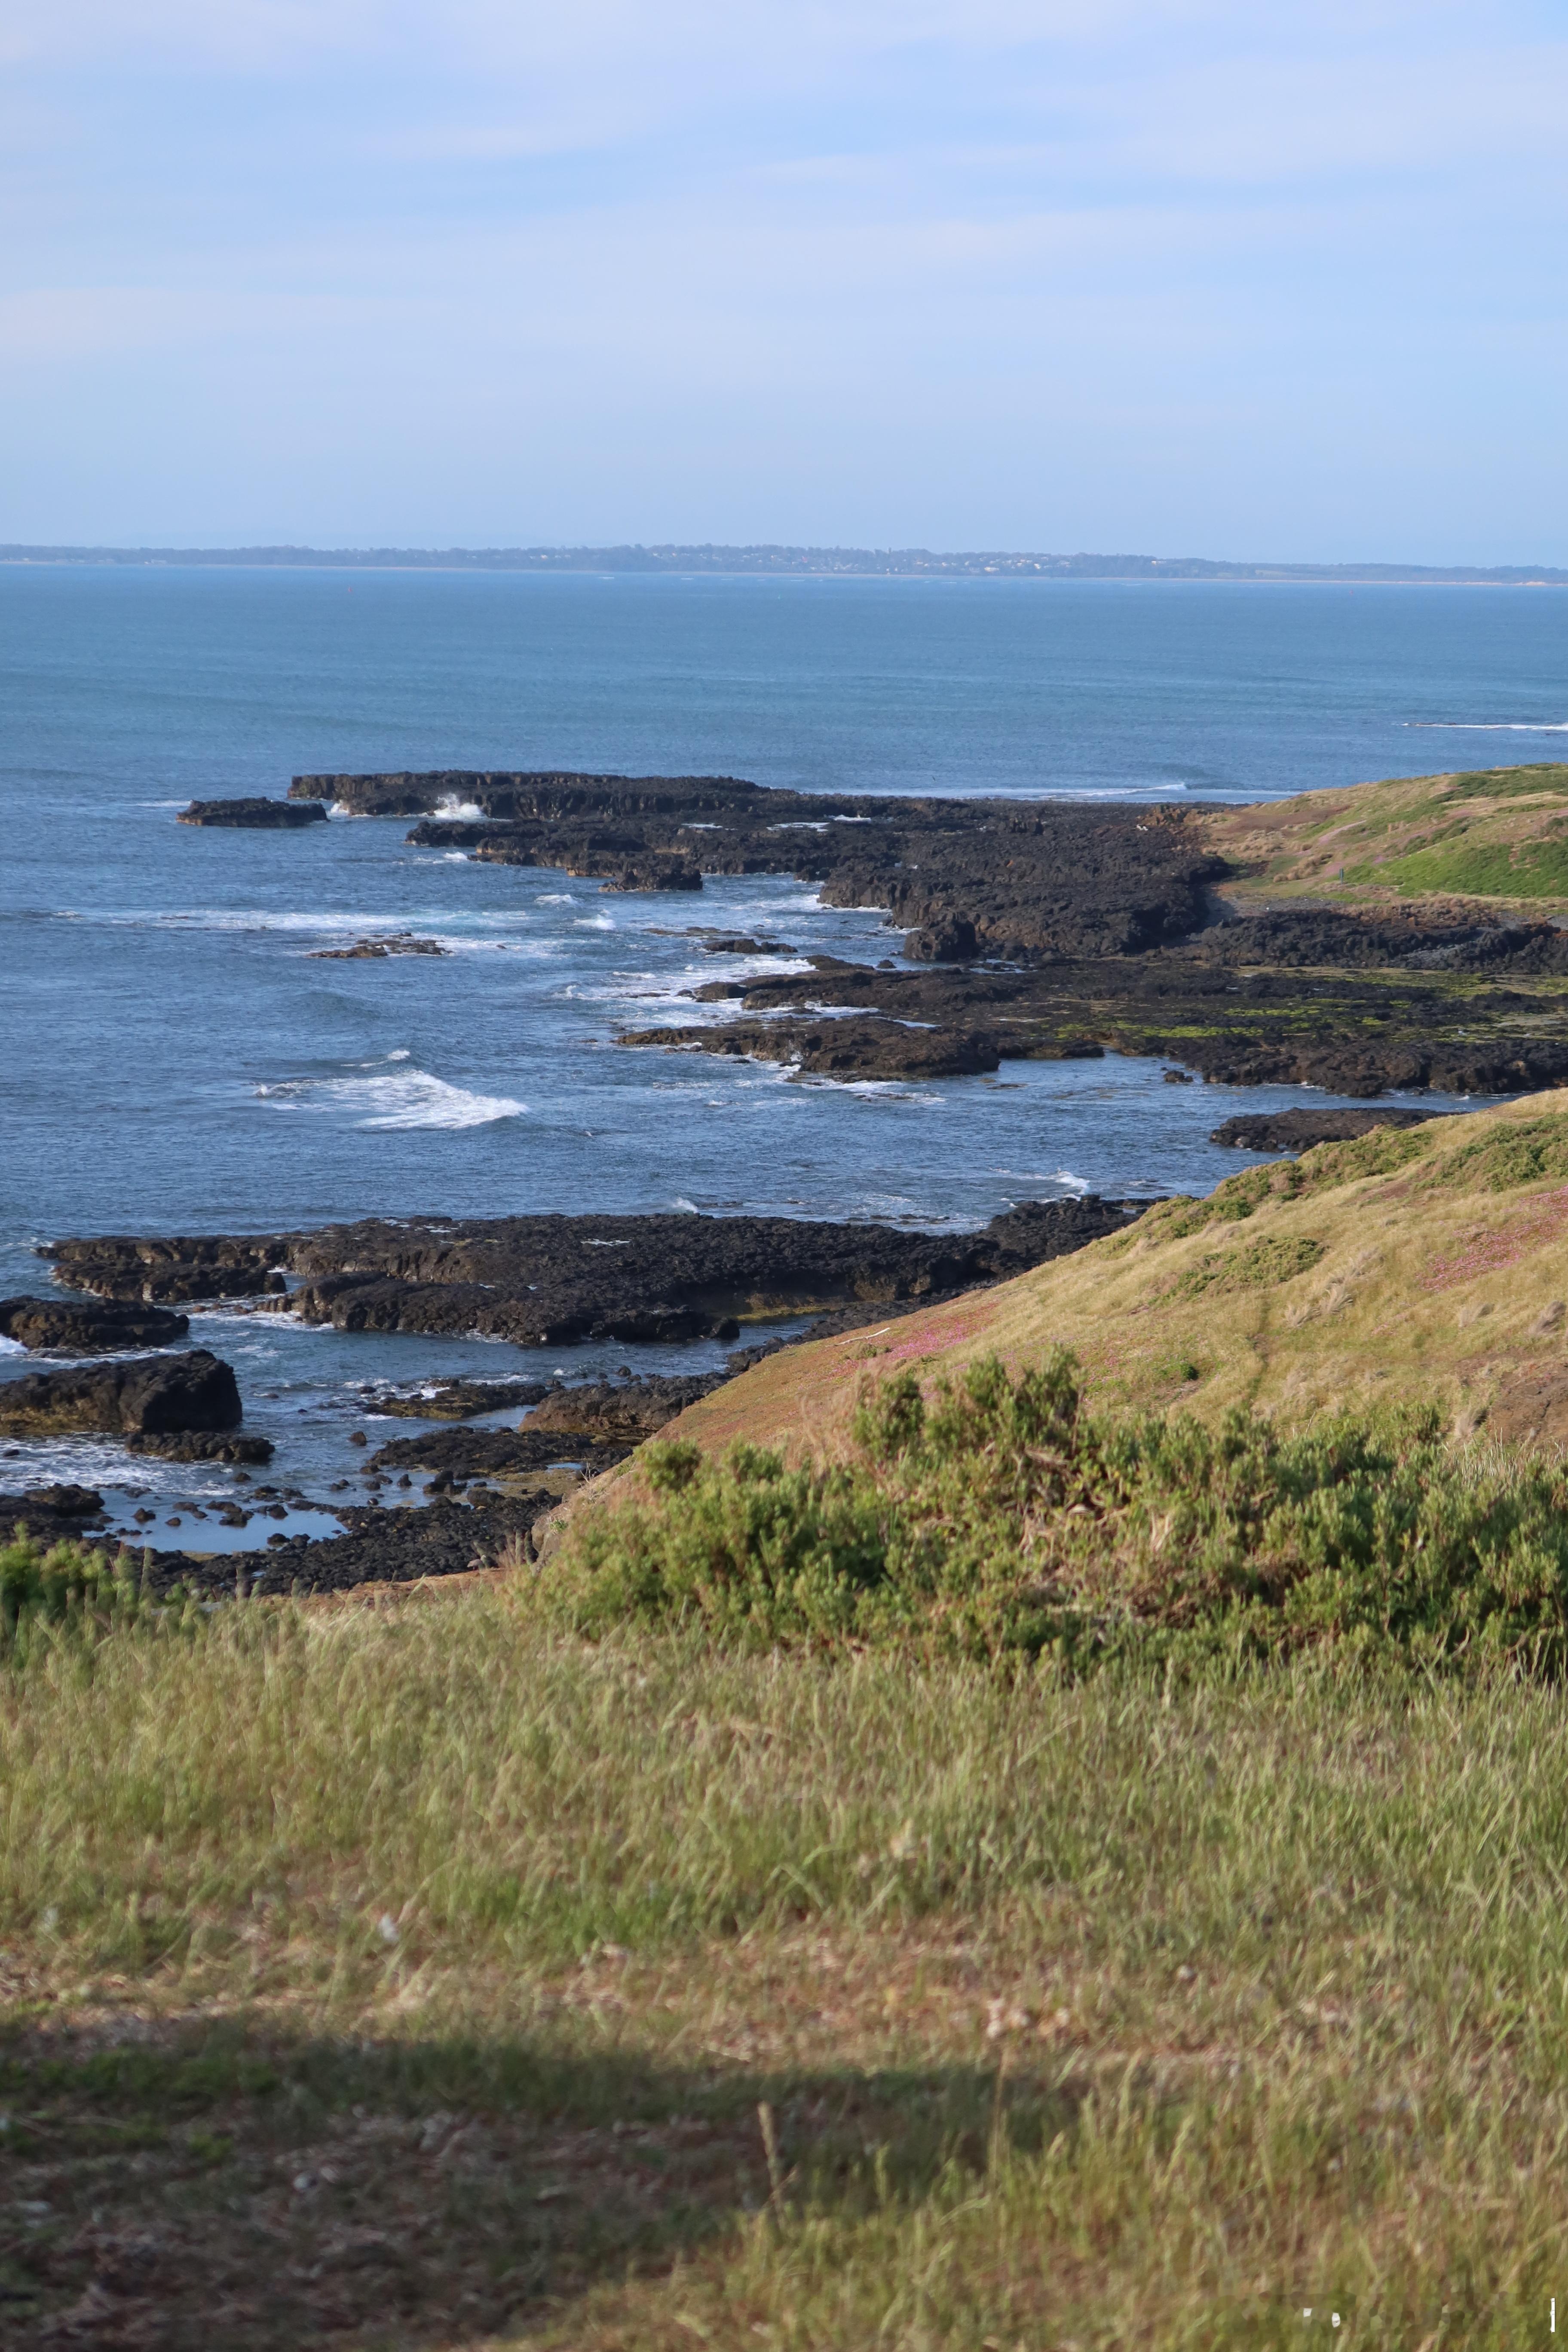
[573,915,616,930]
[434,796,485,818]
[255,1067,525,1130]
[538,893,575,903]
[1052,1168,1091,1194]
[1406,720,1568,732]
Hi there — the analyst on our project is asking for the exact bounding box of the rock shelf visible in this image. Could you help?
[43,1198,1131,1348]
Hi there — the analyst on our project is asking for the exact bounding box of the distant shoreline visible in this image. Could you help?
[2,542,1565,586]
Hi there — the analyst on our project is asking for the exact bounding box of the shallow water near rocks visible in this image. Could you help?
[5,565,1550,1514]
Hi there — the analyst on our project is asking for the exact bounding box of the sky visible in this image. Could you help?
[2,1,1565,560]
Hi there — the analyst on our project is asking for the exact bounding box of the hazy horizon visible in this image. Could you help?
[4,4,1565,563]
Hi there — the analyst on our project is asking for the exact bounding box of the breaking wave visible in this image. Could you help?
[255,1065,525,1130]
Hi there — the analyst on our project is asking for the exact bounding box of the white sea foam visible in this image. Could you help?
[1052,1168,1091,1194]
[573,914,616,930]
[538,893,575,903]
[1406,721,1568,732]
[255,1066,525,1130]
[435,796,485,818]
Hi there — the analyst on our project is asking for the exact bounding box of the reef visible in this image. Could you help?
[1209,1107,1452,1153]
[308,934,449,959]
[269,769,1568,1097]
[42,1197,1132,1349]
[179,797,328,828]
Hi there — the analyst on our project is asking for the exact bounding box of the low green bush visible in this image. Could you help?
[539,1352,1568,1674]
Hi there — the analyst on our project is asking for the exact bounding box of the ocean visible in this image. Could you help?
[3,564,1565,1533]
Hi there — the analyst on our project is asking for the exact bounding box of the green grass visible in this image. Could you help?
[7,1590,1568,2342]
[1372,831,1568,900]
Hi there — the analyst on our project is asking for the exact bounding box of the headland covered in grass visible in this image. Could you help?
[1202,760,1568,911]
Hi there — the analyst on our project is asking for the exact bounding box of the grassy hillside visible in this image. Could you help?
[648,1091,1568,1473]
[15,1095,1568,2339]
[1199,761,1568,910]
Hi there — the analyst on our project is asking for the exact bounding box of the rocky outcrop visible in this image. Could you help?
[567,848,702,892]
[132,1493,560,1600]
[179,798,328,828]
[1210,1108,1449,1152]
[521,1374,728,1443]
[0,1351,242,1437]
[44,1198,1133,1351]
[317,770,1230,963]
[165,769,1566,1100]
[619,1016,1006,1080]
[308,934,448,959]
[1186,908,1568,974]
[0,1295,190,1353]
[43,1234,290,1304]
[696,934,797,956]
[0,1485,111,1543]
[368,1427,632,1479]
[358,1378,553,1421]
[124,1430,274,1464]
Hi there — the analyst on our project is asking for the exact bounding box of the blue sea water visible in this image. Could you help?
[3,565,1565,1537]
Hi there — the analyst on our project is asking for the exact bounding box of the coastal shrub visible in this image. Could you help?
[0,1530,144,1662]
[537,1352,1568,1675]
[1172,1233,1325,1297]
[1423,1113,1568,1194]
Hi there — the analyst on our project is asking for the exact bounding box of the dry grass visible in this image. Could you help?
[5,1587,1568,2343]
[636,1090,1568,1480]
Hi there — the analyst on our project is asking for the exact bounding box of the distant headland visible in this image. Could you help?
[2,542,1565,584]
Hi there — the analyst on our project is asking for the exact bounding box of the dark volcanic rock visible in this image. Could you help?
[150,1494,555,1600]
[266,1198,1130,1344]
[43,1233,290,1304]
[124,1430,274,1464]
[0,1295,190,1353]
[1210,1107,1450,1153]
[380,770,1228,963]
[180,797,328,828]
[309,934,449,959]
[522,1374,729,1442]
[1184,907,1568,975]
[46,1197,1131,1352]
[368,1427,631,1478]
[696,934,797,956]
[573,850,702,893]
[0,1351,243,1437]
[619,1016,1005,1081]
[0,1486,111,1544]
[358,1378,553,1421]
[293,769,764,820]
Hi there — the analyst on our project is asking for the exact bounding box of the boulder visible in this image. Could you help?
[0,1351,243,1437]
[0,1295,190,1354]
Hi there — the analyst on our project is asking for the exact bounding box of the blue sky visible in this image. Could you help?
[3,1,1565,558]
